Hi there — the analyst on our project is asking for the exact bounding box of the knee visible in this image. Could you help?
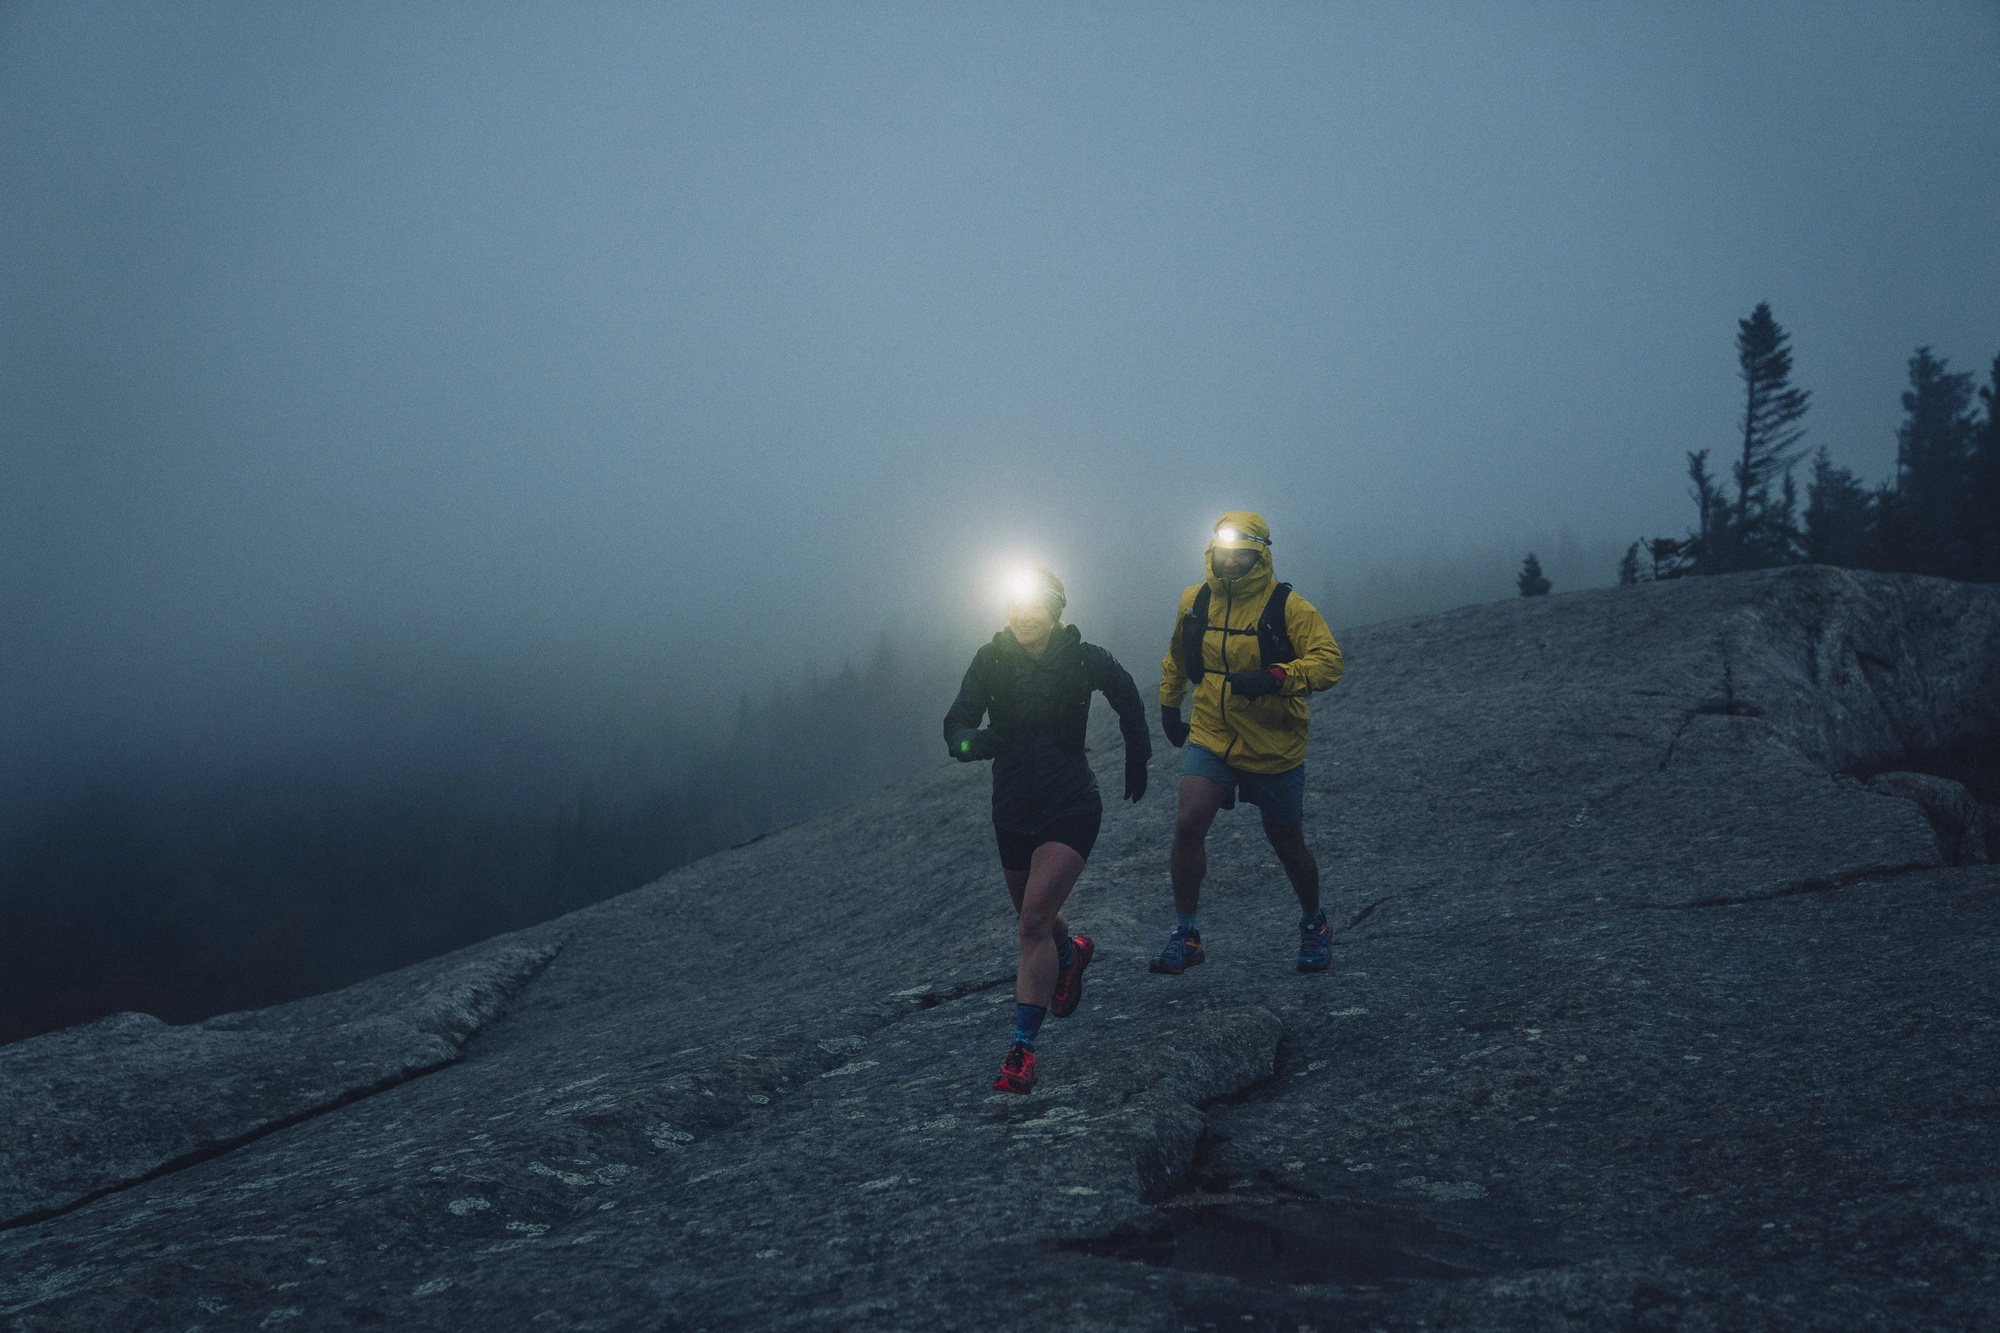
[1017,907,1055,943]
[1174,814,1211,844]
[1265,823,1311,857]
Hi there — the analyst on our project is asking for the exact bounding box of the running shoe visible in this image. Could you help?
[1297,908,1332,972]
[1149,927,1204,975]
[1050,935,1095,1018]
[992,1041,1037,1094]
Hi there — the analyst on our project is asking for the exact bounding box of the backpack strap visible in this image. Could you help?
[1178,584,1212,684]
[1256,583,1295,669]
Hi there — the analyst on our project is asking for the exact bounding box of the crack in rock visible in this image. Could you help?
[1341,897,1390,931]
[1650,862,1936,910]
[888,972,1017,1012]
[0,928,568,1229]
[1100,1007,1283,1199]
[1659,712,1697,770]
[1064,1192,1501,1287]
[1865,772,1995,864]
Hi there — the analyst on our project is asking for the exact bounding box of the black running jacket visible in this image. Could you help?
[943,623,1151,834]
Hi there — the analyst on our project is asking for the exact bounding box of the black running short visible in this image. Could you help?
[994,810,1102,872]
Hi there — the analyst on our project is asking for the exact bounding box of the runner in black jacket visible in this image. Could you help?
[944,567,1151,1094]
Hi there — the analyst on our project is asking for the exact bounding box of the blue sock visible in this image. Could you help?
[1177,912,1200,935]
[1056,935,1075,969]
[1013,1003,1048,1050]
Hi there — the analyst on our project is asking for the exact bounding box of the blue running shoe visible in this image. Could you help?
[1149,927,1204,975]
[1297,909,1332,972]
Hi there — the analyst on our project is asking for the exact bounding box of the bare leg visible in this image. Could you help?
[1261,816,1320,916]
[1005,868,1071,955]
[1012,842,1087,1008]
[1170,775,1230,916]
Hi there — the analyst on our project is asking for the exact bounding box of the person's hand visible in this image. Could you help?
[950,729,1001,761]
[1226,669,1283,700]
[1123,758,1148,803]
[1159,703,1189,748]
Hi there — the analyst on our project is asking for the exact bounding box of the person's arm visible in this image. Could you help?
[1089,646,1153,766]
[1088,646,1153,801]
[1157,588,1195,745]
[1273,593,1344,696]
[942,653,1000,760]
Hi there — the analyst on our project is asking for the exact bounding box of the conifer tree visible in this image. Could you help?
[1801,447,1872,569]
[1516,553,1551,597]
[1618,542,1641,586]
[1686,449,1723,560]
[1976,354,2000,581]
[1876,347,1978,577]
[1714,303,1810,570]
[1643,537,1699,580]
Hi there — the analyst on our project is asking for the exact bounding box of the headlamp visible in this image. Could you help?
[1003,566,1067,613]
[1214,524,1270,547]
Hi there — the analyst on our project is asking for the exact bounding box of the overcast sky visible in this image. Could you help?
[4,2,1997,778]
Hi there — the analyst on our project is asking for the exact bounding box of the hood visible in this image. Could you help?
[1204,510,1276,596]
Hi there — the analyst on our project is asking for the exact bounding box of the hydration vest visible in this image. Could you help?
[982,630,1095,753]
[1178,582,1294,684]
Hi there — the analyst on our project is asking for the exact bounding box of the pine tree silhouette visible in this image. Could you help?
[1876,347,1979,578]
[1976,354,2000,581]
[1516,552,1551,597]
[1698,303,1810,572]
[1802,448,1871,569]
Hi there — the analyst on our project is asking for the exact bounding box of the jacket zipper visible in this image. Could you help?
[1219,582,1239,766]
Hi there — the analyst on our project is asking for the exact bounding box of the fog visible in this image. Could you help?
[4,3,1997,1037]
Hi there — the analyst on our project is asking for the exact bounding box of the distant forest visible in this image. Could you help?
[0,638,968,1043]
[1621,303,2000,587]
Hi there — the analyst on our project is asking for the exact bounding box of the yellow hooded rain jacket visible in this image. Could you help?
[1159,511,1344,773]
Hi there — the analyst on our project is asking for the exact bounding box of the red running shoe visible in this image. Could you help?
[1050,935,1095,1018]
[991,1041,1037,1094]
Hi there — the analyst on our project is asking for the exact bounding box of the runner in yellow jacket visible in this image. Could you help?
[1153,511,1345,974]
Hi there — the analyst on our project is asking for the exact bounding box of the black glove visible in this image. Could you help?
[1159,703,1189,748]
[1123,758,1148,803]
[1226,669,1282,700]
[949,729,1001,762]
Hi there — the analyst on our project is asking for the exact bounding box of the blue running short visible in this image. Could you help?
[1181,743,1305,827]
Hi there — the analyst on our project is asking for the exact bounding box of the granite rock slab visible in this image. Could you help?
[1,565,1996,1330]
[0,928,567,1227]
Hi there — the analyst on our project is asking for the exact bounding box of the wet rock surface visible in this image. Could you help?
[2,565,1997,1330]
